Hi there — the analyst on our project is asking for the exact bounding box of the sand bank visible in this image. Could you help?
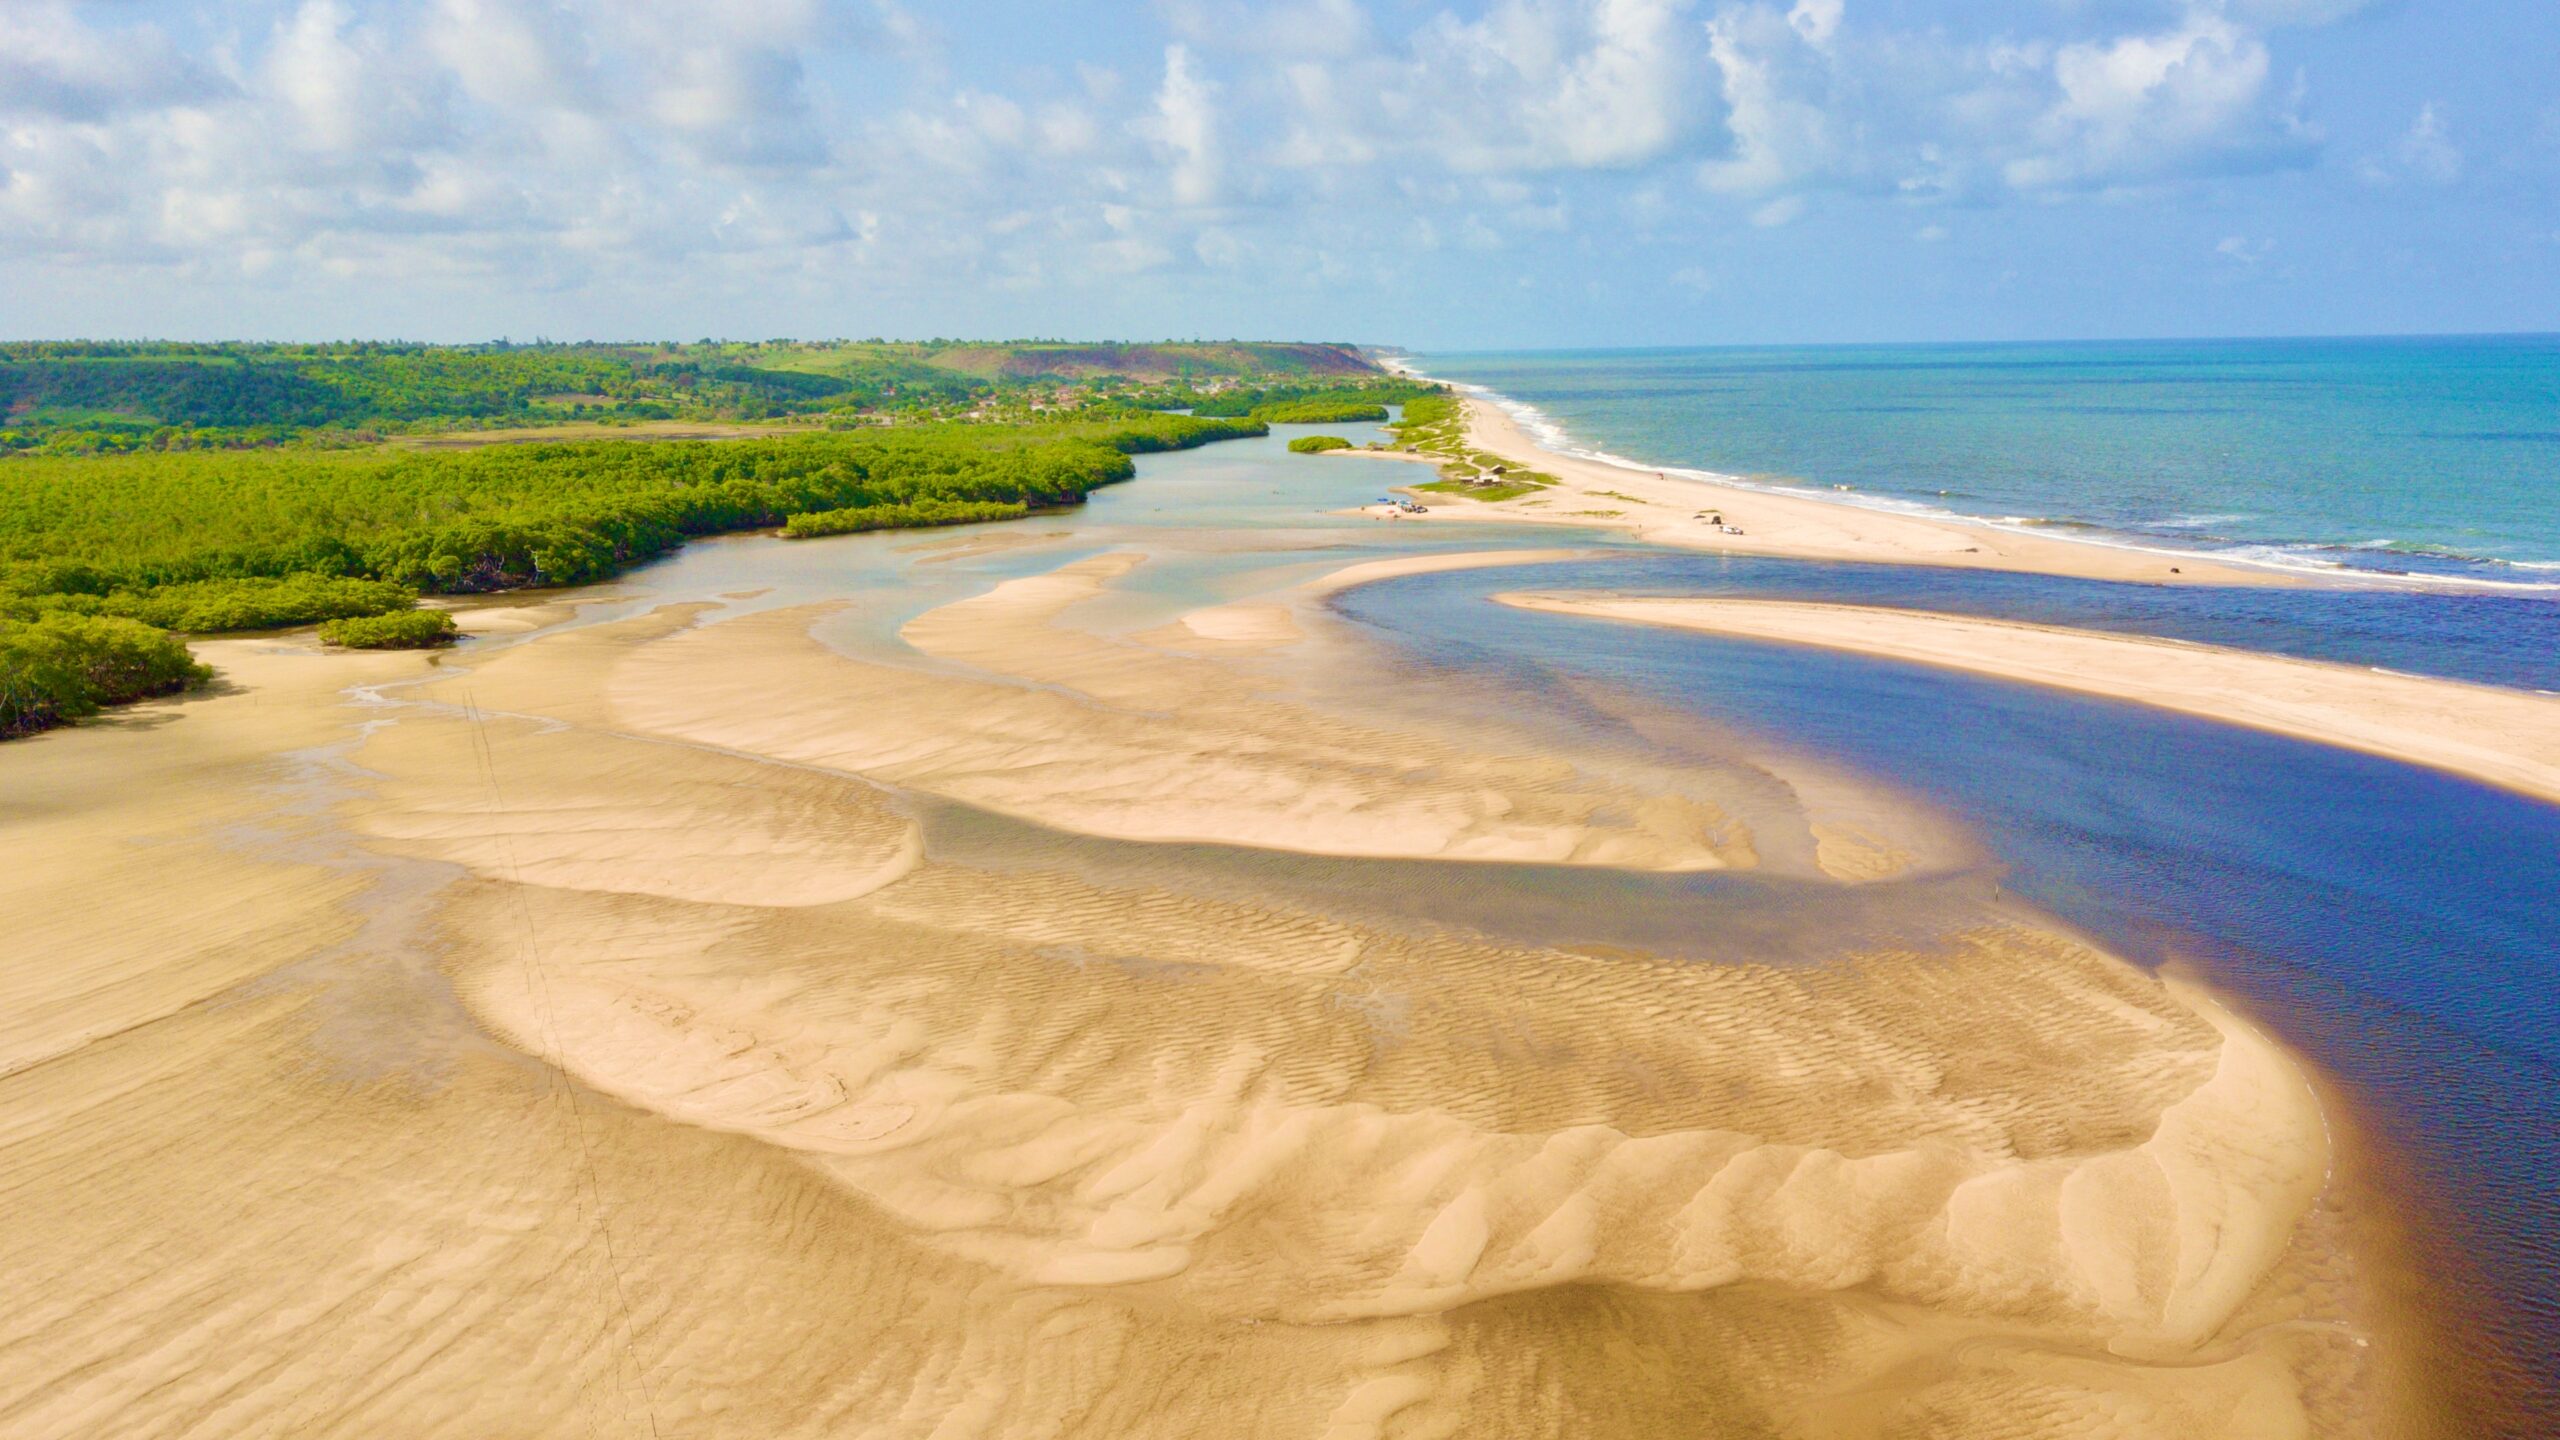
[610,555,1756,872]
[1500,593,2560,807]
[0,549,2395,1433]
[1378,398,2295,587]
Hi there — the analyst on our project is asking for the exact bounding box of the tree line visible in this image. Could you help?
[0,413,1262,737]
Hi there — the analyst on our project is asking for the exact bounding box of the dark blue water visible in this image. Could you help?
[1337,559,2560,1430]
[1415,337,2560,586]
[1484,551,2560,694]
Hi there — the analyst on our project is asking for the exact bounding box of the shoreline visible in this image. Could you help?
[1376,358,2550,594]
[1496,593,2560,808]
[1384,394,2293,586]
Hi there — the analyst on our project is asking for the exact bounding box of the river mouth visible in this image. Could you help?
[5,418,2548,1436]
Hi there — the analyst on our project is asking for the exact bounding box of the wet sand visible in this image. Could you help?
[1361,398,2296,588]
[1498,594,2560,808]
[0,523,2413,1437]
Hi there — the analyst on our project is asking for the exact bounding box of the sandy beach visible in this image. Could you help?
[1364,396,2297,587]
[0,520,2411,1437]
[1498,594,2560,807]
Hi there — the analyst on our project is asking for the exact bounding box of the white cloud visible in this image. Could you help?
[2358,102,2462,186]
[1266,0,1707,176]
[1750,194,1805,226]
[2216,233,2274,263]
[1133,44,1220,207]
[0,1,224,122]
[1689,0,2321,205]
[0,0,2404,322]
[1698,2,1837,194]
[2004,10,2295,189]
[1786,0,1842,49]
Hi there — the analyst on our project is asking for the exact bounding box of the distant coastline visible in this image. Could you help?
[1365,363,2291,588]
[1382,346,2560,595]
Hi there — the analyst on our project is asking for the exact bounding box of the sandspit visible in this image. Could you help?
[1497,593,2560,807]
[1370,396,2298,587]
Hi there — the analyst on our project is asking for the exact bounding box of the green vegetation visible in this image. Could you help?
[1255,398,1389,424]
[1389,391,1556,500]
[1146,378,1431,421]
[1415,477,1546,503]
[783,498,1032,538]
[0,612,208,737]
[320,609,460,649]
[0,340,1397,453]
[1288,435,1354,454]
[0,408,1264,736]
[0,334,1388,736]
[93,575,419,632]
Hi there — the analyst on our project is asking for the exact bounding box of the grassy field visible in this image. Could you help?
[1388,393,1555,500]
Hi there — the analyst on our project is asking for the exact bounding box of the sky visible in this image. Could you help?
[1,0,2555,347]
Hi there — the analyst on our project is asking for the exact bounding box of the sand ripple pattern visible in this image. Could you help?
[0,555,2383,1439]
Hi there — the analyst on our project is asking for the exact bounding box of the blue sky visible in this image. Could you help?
[1,0,2553,346]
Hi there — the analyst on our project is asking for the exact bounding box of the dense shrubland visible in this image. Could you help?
[1287,435,1353,453]
[1254,399,1390,424]
[0,412,1261,735]
[0,612,208,737]
[318,610,459,649]
[783,498,1034,538]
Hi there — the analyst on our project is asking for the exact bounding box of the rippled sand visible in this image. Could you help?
[0,549,2400,1437]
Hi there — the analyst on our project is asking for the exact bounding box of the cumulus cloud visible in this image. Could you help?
[0,1,226,122]
[1689,0,2321,202]
[1134,44,1221,207]
[0,0,2396,321]
[1264,0,1708,175]
[1697,2,1839,194]
[2006,9,2297,188]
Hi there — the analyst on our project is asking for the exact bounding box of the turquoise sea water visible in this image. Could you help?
[1412,336,2560,586]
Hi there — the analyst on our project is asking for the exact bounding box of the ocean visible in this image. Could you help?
[1412,336,2560,589]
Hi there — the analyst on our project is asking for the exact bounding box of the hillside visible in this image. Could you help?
[0,340,1388,453]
